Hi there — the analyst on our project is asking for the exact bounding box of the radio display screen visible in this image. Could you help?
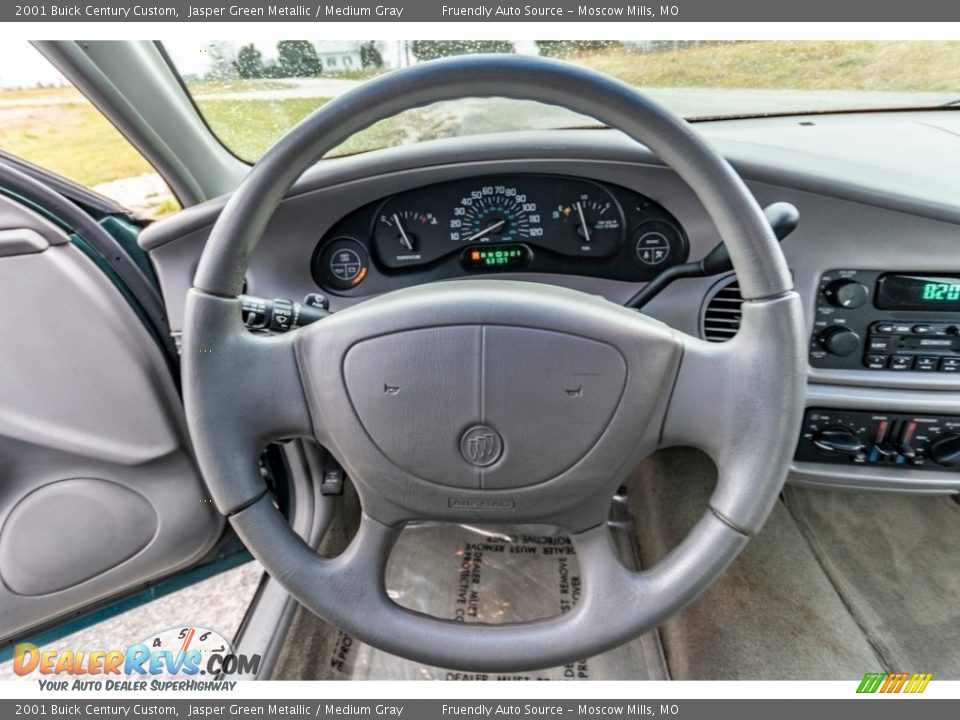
[876,273,960,311]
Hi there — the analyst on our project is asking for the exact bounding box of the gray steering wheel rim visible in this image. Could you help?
[183,55,805,672]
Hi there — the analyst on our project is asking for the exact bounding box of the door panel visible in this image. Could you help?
[0,194,222,641]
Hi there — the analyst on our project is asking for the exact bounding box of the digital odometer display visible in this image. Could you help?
[876,273,960,311]
[462,244,531,271]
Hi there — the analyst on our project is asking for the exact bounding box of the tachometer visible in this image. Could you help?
[450,185,542,244]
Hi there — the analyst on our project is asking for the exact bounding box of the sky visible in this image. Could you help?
[0,42,68,87]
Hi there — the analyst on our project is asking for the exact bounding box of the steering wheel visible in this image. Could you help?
[183,55,805,672]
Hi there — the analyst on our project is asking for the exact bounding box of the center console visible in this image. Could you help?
[796,270,960,490]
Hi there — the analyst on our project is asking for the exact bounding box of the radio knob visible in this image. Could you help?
[819,326,861,356]
[928,432,960,467]
[812,426,865,456]
[824,279,869,309]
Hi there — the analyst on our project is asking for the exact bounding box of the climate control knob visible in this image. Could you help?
[824,279,869,309]
[812,426,865,456]
[927,432,960,467]
[819,326,861,356]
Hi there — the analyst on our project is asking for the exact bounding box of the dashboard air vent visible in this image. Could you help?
[702,276,743,342]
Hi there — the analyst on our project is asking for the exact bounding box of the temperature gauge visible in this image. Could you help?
[372,204,447,268]
[376,210,437,252]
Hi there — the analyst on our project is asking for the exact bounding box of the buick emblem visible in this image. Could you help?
[459,425,503,467]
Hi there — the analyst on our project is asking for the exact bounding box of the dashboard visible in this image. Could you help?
[139,110,960,495]
[312,174,687,294]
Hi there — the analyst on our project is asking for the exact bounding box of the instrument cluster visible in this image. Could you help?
[312,174,688,293]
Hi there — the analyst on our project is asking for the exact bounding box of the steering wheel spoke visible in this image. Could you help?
[660,293,806,534]
[183,289,313,514]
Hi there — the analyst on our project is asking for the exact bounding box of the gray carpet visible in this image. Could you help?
[627,449,882,680]
[271,488,668,680]
[270,448,960,680]
[784,485,960,678]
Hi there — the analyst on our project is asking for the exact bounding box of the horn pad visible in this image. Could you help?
[342,325,627,490]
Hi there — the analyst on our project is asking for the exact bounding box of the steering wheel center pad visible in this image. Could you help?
[297,280,679,528]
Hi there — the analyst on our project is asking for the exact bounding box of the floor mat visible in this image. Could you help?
[627,449,881,680]
[272,499,668,680]
[784,486,960,678]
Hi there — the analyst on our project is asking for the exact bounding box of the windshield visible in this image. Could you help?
[164,40,960,163]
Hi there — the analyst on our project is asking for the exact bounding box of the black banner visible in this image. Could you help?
[5,0,960,22]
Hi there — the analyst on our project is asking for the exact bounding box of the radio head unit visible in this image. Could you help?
[810,270,960,372]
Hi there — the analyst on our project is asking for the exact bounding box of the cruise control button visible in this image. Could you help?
[865,354,889,370]
[889,355,915,371]
[915,356,939,372]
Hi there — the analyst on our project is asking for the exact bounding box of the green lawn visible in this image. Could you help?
[194,97,329,161]
[194,97,448,161]
[577,41,960,92]
[0,101,159,187]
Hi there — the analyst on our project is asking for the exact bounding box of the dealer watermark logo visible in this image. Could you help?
[14,625,259,691]
[857,672,933,694]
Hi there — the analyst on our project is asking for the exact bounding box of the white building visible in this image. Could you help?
[312,42,364,74]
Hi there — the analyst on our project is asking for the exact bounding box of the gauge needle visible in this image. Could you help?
[392,214,414,250]
[464,219,506,243]
[575,202,591,243]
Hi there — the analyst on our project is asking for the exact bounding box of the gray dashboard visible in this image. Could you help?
[140,109,960,494]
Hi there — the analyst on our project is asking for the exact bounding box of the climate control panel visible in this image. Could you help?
[796,408,960,472]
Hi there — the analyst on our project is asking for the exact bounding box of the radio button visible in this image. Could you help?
[824,279,869,309]
[874,323,896,334]
[940,358,960,372]
[865,354,889,369]
[915,356,939,372]
[912,324,934,334]
[819,327,861,356]
[889,356,915,371]
[867,337,892,353]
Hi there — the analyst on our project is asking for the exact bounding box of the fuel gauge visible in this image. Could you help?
[551,192,623,256]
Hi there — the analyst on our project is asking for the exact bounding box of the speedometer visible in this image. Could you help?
[449,185,542,244]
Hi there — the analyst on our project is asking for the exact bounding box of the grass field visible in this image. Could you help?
[0,41,957,216]
[0,101,157,187]
[193,97,455,161]
[577,41,960,93]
